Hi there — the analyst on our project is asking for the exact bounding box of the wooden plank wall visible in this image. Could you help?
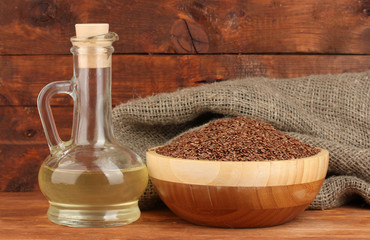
[1,0,369,192]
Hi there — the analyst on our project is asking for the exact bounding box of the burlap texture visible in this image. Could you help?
[112,71,370,210]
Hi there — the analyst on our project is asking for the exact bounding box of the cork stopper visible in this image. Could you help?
[74,23,112,68]
[75,23,109,38]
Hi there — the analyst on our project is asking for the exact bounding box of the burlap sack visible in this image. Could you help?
[112,71,370,210]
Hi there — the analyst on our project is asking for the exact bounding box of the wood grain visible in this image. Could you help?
[0,106,72,145]
[0,145,45,192]
[0,0,369,54]
[1,0,369,204]
[0,192,369,239]
[152,178,325,227]
[147,148,329,186]
[1,54,369,106]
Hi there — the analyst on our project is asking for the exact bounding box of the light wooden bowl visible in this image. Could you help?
[146,148,329,228]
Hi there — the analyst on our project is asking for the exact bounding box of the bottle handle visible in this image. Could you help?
[37,80,74,155]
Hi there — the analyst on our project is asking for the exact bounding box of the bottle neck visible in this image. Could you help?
[71,47,115,146]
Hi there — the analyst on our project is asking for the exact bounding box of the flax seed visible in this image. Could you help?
[155,117,320,161]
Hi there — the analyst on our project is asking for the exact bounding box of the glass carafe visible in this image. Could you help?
[37,24,148,227]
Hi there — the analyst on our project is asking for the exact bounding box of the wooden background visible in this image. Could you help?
[1,0,369,192]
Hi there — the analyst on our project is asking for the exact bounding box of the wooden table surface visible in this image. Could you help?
[0,192,369,240]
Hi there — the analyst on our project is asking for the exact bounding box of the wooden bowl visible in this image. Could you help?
[146,148,329,228]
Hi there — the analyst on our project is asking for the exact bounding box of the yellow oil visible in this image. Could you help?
[39,164,148,227]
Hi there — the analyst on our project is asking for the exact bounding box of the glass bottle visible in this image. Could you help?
[37,24,148,227]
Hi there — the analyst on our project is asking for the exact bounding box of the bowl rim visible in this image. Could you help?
[146,147,329,187]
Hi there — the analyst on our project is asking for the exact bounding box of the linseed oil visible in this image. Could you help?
[39,164,148,227]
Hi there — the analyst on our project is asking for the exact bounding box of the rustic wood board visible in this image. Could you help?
[0,145,44,191]
[0,0,369,54]
[1,0,369,195]
[1,54,369,106]
[0,106,72,145]
[0,192,369,240]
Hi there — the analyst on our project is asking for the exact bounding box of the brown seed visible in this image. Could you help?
[155,117,320,161]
